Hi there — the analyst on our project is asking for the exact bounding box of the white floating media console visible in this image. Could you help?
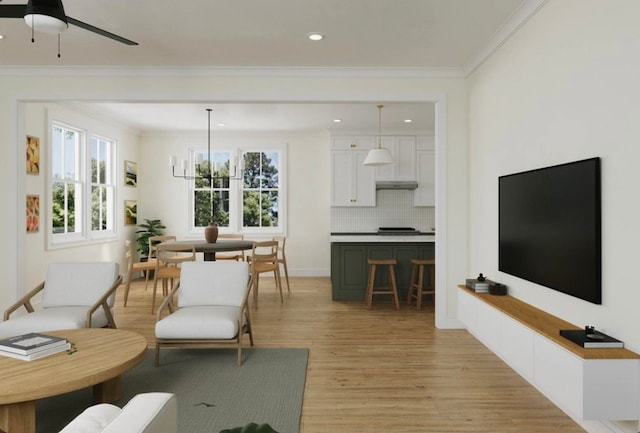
[457,286,639,422]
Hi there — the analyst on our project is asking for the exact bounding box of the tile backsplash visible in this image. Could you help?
[331,190,435,233]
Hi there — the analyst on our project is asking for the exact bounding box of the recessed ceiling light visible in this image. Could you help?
[404,119,413,123]
[333,119,342,123]
[0,34,5,40]
[308,33,323,41]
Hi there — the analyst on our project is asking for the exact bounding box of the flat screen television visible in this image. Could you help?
[498,157,601,304]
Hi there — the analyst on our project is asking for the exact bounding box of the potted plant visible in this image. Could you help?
[135,218,166,259]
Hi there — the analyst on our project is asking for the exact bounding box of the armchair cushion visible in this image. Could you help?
[178,261,249,307]
[155,305,242,339]
[59,392,177,433]
[0,307,110,339]
[42,262,120,308]
[58,404,121,433]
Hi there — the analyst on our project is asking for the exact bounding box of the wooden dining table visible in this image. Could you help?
[160,239,254,261]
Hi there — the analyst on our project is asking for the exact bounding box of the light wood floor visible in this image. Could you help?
[113,276,585,433]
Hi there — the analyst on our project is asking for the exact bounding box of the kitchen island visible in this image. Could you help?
[330,233,435,301]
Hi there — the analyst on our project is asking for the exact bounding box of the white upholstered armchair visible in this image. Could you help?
[0,262,121,339]
[155,261,253,366]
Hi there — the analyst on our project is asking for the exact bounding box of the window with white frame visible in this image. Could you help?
[190,146,284,234]
[50,121,116,245]
[242,151,280,228]
[90,136,116,234]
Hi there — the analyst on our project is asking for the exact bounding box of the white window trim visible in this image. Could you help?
[186,141,287,237]
[89,133,117,240]
[47,114,118,250]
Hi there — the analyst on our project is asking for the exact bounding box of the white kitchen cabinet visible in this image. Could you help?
[414,136,435,207]
[331,149,376,207]
[375,136,417,181]
[331,136,375,151]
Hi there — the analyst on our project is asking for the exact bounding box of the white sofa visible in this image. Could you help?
[58,393,177,433]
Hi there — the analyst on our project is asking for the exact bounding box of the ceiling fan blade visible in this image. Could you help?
[0,5,28,18]
[67,16,138,46]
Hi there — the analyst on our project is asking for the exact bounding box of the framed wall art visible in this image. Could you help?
[26,194,40,233]
[26,135,40,174]
[125,160,137,187]
[124,200,137,225]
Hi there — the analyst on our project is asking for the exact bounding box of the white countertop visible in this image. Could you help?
[330,234,435,243]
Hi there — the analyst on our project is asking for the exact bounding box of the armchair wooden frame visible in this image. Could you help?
[3,276,122,329]
[154,273,254,366]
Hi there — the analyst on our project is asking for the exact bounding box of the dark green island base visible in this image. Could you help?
[331,242,435,301]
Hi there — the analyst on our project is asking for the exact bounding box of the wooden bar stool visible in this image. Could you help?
[365,258,400,310]
[407,258,435,310]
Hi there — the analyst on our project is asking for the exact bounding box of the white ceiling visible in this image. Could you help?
[0,0,538,134]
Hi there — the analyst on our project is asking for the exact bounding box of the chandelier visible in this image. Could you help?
[169,108,243,184]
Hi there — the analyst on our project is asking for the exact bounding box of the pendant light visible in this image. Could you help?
[363,104,394,166]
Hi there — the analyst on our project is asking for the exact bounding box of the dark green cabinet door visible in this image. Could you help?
[331,242,435,301]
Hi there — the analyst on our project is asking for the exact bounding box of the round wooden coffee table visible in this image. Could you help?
[0,328,147,433]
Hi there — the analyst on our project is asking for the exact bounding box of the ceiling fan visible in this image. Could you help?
[0,0,138,46]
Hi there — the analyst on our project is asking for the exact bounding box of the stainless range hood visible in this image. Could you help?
[375,180,418,190]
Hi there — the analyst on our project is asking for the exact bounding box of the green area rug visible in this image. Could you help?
[36,348,309,433]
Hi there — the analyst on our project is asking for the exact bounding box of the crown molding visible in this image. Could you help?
[463,0,549,76]
[0,66,465,78]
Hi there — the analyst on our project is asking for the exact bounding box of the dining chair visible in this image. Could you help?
[216,233,246,261]
[123,239,159,307]
[144,235,177,294]
[148,235,177,262]
[151,243,195,314]
[248,240,282,308]
[273,236,290,293]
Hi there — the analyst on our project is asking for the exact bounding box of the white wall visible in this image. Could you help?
[0,72,469,328]
[23,103,140,291]
[468,1,640,429]
[137,131,331,276]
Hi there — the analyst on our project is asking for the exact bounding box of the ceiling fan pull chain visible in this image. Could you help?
[31,14,34,43]
[57,33,61,58]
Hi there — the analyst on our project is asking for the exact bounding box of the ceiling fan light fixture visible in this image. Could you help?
[24,0,68,34]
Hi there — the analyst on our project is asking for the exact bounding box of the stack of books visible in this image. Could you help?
[465,278,492,293]
[560,329,624,348]
[0,332,71,361]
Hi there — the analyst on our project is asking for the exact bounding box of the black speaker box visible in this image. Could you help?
[489,282,507,296]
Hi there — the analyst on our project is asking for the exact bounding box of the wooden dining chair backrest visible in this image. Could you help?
[216,233,245,261]
[148,235,177,259]
[123,239,158,307]
[151,243,196,314]
[272,236,290,293]
[249,240,282,307]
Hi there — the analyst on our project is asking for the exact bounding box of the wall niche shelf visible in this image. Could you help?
[457,286,639,422]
